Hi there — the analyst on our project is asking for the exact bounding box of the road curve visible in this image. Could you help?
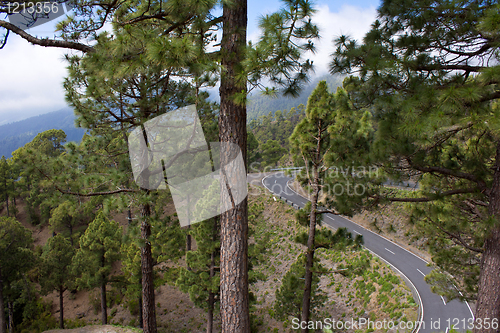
[261,172,473,333]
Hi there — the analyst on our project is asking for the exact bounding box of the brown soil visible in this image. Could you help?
[43,325,140,333]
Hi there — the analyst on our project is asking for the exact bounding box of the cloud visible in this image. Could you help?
[308,3,377,75]
[0,32,70,122]
[247,3,377,78]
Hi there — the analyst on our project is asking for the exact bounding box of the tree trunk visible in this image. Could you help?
[7,302,13,333]
[101,282,107,325]
[207,218,218,333]
[207,290,214,333]
[300,166,320,333]
[138,288,143,329]
[474,140,500,333]
[0,269,6,333]
[128,210,132,226]
[68,223,74,246]
[4,194,8,218]
[59,286,65,329]
[219,0,249,331]
[141,203,156,333]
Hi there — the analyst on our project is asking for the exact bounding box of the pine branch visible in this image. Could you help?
[0,20,94,53]
[406,157,489,192]
[383,187,480,203]
[427,217,484,253]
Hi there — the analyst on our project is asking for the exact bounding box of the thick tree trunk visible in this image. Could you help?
[0,269,6,333]
[300,167,320,333]
[101,282,107,325]
[140,203,156,333]
[219,1,249,331]
[59,286,65,329]
[474,140,500,333]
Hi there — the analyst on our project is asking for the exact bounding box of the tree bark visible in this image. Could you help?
[474,140,500,333]
[0,269,6,333]
[219,0,249,332]
[300,166,320,333]
[101,282,107,325]
[138,288,143,329]
[59,286,65,329]
[141,203,157,333]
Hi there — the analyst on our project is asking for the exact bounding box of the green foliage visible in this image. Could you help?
[73,211,122,289]
[176,217,220,312]
[39,234,75,295]
[273,254,327,321]
[0,216,35,282]
[260,140,287,168]
[248,105,306,170]
[295,227,363,251]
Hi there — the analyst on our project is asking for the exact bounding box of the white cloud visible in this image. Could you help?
[0,32,70,122]
[309,3,377,75]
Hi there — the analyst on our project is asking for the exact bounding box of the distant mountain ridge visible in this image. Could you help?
[0,108,86,158]
[247,74,344,120]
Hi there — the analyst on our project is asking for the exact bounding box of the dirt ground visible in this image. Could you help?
[43,325,141,333]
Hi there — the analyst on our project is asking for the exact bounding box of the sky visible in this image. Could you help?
[0,0,380,125]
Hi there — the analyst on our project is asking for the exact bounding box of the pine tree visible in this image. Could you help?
[73,211,122,325]
[48,201,81,246]
[0,157,10,217]
[331,1,500,330]
[273,254,326,322]
[260,140,287,168]
[290,81,371,332]
[176,217,220,333]
[39,234,75,329]
[0,217,34,333]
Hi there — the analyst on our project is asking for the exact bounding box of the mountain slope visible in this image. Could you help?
[0,108,85,158]
[247,74,344,120]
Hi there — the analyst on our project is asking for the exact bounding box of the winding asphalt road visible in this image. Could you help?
[260,172,473,333]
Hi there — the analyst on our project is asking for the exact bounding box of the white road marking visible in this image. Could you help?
[353,230,362,235]
[441,296,447,305]
[385,248,395,255]
[417,269,426,277]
